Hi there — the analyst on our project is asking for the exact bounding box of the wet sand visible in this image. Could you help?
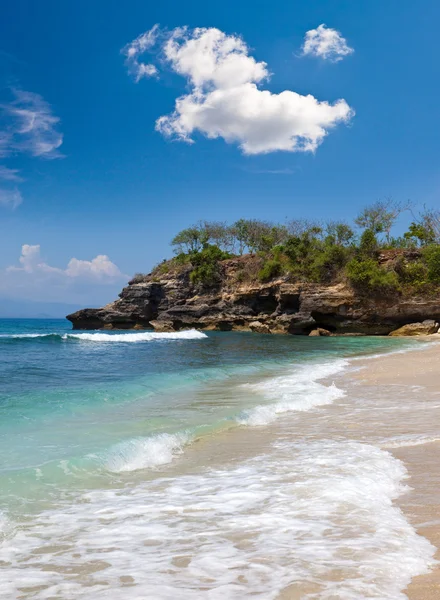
[352,340,440,599]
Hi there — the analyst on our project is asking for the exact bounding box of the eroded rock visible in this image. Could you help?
[249,321,271,334]
[388,320,439,336]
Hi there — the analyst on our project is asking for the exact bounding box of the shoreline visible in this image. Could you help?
[2,331,440,598]
[341,341,440,598]
[155,337,440,598]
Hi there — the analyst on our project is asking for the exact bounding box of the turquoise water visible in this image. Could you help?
[0,319,433,599]
[0,319,415,508]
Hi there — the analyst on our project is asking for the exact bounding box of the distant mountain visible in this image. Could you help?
[0,298,97,319]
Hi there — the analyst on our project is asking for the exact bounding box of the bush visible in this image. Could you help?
[258,259,282,282]
[310,243,352,282]
[359,229,379,258]
[397,260,429,288]
[346,258,400,294]
[189,245,231,287]
[423,245,440,283]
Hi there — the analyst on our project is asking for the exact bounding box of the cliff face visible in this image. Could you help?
[66,256,440,335]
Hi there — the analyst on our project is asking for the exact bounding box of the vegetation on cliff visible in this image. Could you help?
[143,200,440,296]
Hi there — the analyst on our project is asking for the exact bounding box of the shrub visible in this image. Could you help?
[423,245,440,283]
[346,258,400,294]
[258,259,282,282]
[359,229,379,258]
[397,261,429,288]
[189,245,231,287]
[311,243,352,282]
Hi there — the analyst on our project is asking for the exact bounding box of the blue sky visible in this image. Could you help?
[1,0,440,310]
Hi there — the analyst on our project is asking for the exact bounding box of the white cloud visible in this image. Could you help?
[122,24,159,82]
[66,255,124,279]
[7,244,126,282]
[301,24,354,62]
[123,26,354,154]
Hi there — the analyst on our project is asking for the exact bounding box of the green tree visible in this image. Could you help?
[404,222,436,247]
[359,229,379,258]
[355,199,410,243]
[171,226,208,254]
[325,221,354,246]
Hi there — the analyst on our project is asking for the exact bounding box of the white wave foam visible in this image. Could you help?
[0,333,52,338]
[0,441,434,599]
[0,512,13,542]
[238,359,348,426]
[65,330,208,342]
[102,432,191,472]
[381,434,440,449]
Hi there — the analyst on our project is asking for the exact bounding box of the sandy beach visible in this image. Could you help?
[350,340,440,599]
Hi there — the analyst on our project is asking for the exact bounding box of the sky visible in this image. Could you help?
[1,0,440,313]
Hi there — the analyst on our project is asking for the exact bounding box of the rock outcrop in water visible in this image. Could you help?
[66,255,440,336]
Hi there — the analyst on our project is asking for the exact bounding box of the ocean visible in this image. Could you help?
[0,318,436,599]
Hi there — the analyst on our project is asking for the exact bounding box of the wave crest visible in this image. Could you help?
[101,432,192,472]
[238,359,347,426]
[0,330,208,343]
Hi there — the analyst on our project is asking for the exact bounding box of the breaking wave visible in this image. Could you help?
[0,330,208,343]
[237,359,348,426]
[101,432,192,472]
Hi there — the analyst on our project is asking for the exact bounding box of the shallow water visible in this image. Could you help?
[0,319,436,599]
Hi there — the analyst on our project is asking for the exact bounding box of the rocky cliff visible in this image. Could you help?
[66,256,440,335]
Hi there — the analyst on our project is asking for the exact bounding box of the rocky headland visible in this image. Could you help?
[67,254,440,336]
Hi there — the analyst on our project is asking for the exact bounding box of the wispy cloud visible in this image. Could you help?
[122,26,354,155]
[301,24,354,62]
[121,24,159,82]
[0,188,22,208]
[1,89,63,158]
[0,165,23,182]
[0,88,63,208]
[243,166,300,175]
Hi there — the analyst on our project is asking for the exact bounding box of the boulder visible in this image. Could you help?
[309,328,331,337]
[389,320,439,336]
[249,321,271,334]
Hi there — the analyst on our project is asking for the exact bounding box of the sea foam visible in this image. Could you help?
[237,359,348,425]
[0,440,434,599]
[102,432,191,472]
[64,330,208,342]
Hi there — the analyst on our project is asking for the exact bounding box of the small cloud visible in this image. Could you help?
[121,24,160,82]
[301,24,354,62]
